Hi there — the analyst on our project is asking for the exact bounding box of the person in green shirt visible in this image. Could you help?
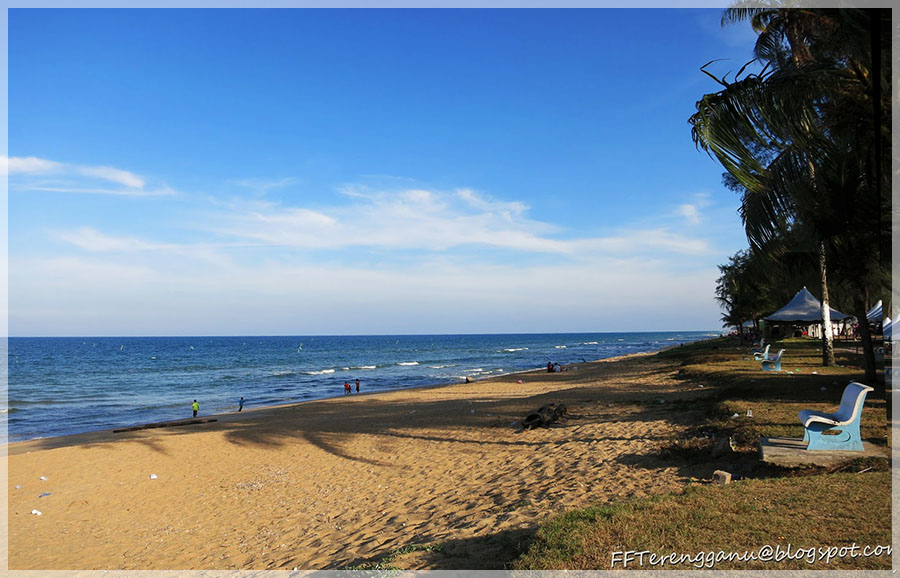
[192,400,199,417]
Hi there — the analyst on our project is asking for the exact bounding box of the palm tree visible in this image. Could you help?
[690,6,889,377]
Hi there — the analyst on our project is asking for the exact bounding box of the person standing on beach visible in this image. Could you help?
[192,399,199,417]
[355,379,360,393]
[238,397,244,412]
[344,381,351,395]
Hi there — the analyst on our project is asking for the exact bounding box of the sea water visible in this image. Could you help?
[3,331,718,443]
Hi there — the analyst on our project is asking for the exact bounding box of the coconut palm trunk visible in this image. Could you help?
[851,297,877,383]
[818,240,836,366]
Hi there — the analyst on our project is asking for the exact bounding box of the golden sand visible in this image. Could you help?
[7,351,708,570]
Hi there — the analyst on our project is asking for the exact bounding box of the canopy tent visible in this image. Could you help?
[884,317,892,341]
[765,287,853,323]
[866,300,882,323]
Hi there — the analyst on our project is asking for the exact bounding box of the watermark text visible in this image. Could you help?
[610,543,892,569]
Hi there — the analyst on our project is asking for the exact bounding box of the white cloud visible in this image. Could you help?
[9,253,721,336]
[6,155,173,197]
[677,203,702,225]
[456,188,528,218]
[235,177,300,194]
[76,165,145,189]
[4,156,62,175]
[11,182,725,335]
[29,185,177,197]
[55,227,175,252]
[208,187,711,258]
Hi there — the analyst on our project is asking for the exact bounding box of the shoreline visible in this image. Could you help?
[5,345,680,453]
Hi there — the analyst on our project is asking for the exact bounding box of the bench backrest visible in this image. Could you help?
[833,381,874,424]
[770,349,784,362]
[758,344,770,357]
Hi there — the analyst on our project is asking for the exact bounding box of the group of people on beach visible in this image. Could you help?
[546,361,564,373]
[190,396,245,418]
[191,379,363,418]
[344,379,361,395]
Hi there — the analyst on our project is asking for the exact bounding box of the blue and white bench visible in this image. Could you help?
[760,349,784,371]
[753,344,771,361]
[798,382,873,451]
[751,337,765,354]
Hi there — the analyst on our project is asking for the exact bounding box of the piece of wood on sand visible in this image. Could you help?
[522,403,567,429]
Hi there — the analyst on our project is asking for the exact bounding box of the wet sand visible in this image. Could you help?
[7,350,708,570]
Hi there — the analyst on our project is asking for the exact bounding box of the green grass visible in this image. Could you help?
[657,336,887,448]
[514,470,891,570]
[348,542,444,570]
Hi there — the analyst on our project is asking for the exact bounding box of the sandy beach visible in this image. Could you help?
[7,350,708,570]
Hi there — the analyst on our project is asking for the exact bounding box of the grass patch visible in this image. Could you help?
[347,542,443,570]
[516,336,891,570]
[515,471,891,570]
[660,336,887,452]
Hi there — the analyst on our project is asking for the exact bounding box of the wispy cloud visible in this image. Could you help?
[677,203,702,225]
[48,183,714,261]
[10,253,720,335]
[674,192,714,227]
[55,227,177,252]
[5,156,175,197]
[17,182,724,335]
[234,177,300,195]
[76,165,145,189]
[5,156,62,174]
[209,186,710,258]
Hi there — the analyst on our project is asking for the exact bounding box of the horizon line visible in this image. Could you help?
[5,329,723,339]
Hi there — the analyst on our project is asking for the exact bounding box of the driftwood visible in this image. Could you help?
[522,403,567,429]
[113,418,218,433]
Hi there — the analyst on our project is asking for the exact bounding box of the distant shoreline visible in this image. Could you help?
[5,342,692,455]
[4,331,717,446]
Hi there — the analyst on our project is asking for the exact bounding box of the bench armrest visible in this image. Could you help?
[798,409,839,428]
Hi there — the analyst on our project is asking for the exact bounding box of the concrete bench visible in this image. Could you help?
[798,381,873,451]
[751,337,765,354]
[760,349,784,371]
[753,344,771,361]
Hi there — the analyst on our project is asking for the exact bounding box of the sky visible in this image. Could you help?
[5,7,761,337]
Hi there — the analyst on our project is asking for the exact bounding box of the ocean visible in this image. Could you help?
[3,331,719,443]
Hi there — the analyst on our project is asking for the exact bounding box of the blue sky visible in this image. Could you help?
[6,8,758,336]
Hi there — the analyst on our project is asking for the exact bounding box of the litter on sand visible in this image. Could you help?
[31,510,42,516]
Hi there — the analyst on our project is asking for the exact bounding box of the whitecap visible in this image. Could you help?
[554,345,567,349]
[398,362,419,366]
[305,369,336,375]
[503,348,527,352]
[583,341,599,345]
[354,365,377,370]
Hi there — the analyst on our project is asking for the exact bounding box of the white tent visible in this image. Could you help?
[765,286,853,323]
[884,317,892,341]
[866,300,882,323]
